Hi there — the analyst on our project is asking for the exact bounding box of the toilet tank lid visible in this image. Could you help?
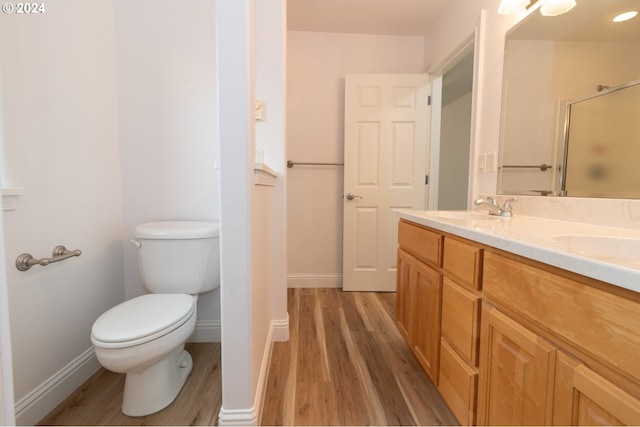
[135,221,219,239]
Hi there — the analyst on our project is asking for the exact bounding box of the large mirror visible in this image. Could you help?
[497,0,640,198]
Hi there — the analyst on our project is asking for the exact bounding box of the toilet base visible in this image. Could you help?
[121,346,193,417]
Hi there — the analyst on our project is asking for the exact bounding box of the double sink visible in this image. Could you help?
[433,210,640,262]
[397,209,640,291]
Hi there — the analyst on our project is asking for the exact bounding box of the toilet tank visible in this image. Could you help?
[134,221,220,294]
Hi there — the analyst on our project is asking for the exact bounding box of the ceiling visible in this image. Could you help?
[510,0,640,42]
[288,0,640,41]
[287,0,455,36]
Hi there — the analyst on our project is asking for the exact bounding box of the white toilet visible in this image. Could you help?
[91,221,220,417]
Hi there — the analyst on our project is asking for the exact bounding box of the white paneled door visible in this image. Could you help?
[343,74,431,292]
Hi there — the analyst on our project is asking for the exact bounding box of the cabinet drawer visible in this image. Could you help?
[441,278,481,365]
[439,339,478,426]
[398,220,442,267]
[443,237,482,290]
[484,251,640,388]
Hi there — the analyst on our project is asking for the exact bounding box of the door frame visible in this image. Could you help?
[427,10,486,210]
[0,207,16,425]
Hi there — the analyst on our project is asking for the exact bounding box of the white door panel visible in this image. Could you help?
[343,74,430,292]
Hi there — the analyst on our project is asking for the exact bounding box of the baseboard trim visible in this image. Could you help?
[15,347,99,426]
[13,319,221,425]
[218,405,260,426]
[218,318,277,426]
[217,406,259,426]
[287,274,342,288]
[271,314,289,342]
[189,320,221,343]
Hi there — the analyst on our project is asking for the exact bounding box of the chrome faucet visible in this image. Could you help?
[474,196,517,217]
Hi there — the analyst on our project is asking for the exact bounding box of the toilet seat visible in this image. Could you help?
[91,294,195,349]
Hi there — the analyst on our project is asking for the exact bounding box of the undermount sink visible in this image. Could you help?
[553,234,640,263]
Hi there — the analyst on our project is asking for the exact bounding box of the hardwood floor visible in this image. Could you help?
[39,289,457,426]
[38,343,222,426]
[261,288,458,426]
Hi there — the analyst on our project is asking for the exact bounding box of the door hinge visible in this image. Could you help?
[427,95,431,106]
[425,175,429,185]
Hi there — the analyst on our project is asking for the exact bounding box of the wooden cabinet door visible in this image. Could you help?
[396,248,414,342]
[554,351,640,426]
[439,339,478,425]
[477,305,556,426]
[412,260,442,384]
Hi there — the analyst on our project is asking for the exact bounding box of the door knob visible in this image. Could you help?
[345,193,363,200]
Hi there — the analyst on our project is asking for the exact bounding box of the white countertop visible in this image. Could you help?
[397,209,640,294]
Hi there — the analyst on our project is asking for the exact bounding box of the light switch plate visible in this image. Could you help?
[254,100,265,120]
[486,152,497,173]
[478,153,486,173]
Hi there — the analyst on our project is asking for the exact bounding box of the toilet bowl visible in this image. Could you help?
[91,294,197,416]
[90,221,220,417]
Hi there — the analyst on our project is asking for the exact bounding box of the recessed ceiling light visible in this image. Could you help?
[613,10,638,22]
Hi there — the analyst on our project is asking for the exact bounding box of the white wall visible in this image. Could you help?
[287,31,425,287]
[0,1,222,423]
[0,2,124,424]
[253,1,289,422]
[113,0,221,334]
[423,0,525,197]
[216,0,257,423]
[216,1,288,423]
[439,91,472,209]
[255,1,288,336]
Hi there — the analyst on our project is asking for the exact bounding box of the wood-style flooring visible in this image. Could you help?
[38,342,222,426]
[39,288,456,426]
[261,288,458,426]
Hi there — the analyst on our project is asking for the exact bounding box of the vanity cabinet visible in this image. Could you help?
[476,304,556,425]
[554,351,640,425]
[438,237,483,426]
[396,220,443,383]
[397,221,483,422]
[481,251,640,426]
[396,218,640,426]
